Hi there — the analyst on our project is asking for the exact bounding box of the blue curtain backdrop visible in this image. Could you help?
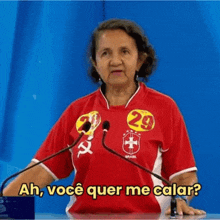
[0,0,220,215]
[0,1,103,213]
[104,1,220,213]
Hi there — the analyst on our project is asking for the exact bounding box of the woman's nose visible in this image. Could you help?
[110,53,122,66]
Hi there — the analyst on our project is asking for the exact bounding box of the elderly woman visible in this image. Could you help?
[4,19,205,215]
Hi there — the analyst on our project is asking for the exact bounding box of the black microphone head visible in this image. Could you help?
[103,121,110,131]
[82,121,91,132]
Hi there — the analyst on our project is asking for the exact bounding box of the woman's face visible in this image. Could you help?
[94,29,144,88]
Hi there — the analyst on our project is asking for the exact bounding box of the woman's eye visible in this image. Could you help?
[101,51,108,56]
[122,49,129,54]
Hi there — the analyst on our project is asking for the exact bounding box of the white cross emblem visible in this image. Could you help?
[122,130,140,156]
[125,137,138,154]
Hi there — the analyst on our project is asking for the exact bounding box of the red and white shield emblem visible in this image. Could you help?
[122,131,140,155]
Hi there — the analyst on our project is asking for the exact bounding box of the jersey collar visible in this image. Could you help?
[99,82,146,110]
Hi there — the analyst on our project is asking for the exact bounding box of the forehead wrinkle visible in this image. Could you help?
[98,42,137,54]
[99,45,131,51]
[96,29,137,51]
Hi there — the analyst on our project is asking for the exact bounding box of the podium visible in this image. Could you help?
[0,196,35,219]
[35,213,219,219]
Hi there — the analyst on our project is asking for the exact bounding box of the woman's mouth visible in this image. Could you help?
[111,70,123,76]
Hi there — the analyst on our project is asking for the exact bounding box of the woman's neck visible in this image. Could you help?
[104,82,138,106]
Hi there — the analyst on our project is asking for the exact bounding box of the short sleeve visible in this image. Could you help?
[32,106,75,180]
[162,101,197,181]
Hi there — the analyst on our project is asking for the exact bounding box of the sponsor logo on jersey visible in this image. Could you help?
[127,109,155,132]
[122,130,141,158]
[76,111,101,136]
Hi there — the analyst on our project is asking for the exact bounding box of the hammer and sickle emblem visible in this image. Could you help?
[77,141,93,158]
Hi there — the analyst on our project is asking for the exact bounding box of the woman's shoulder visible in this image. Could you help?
[70,89,99,105]
[143,84,177,107]
[143,85,182,117]
[64,89,100,114]
[58,90,99,120]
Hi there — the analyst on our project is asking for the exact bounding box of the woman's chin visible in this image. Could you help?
[107,78,132,87]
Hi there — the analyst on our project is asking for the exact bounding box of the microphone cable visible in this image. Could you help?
[0,121,91,197]
[102,121,177,217]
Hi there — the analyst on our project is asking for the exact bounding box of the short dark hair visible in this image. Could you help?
[87,18,157,83]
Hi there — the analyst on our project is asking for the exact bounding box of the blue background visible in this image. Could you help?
[0,0,219,214]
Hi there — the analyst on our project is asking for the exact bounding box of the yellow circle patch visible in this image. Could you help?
[76,111,101,135]
[127,109,155,132]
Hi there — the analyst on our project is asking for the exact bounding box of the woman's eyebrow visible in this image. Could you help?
[120,46,130,50]
[99,45,130,51]
[97,47,110,51]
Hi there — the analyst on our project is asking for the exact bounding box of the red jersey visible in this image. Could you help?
[33,82,197,214]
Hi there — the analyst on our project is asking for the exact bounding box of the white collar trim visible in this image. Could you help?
[100,83,141,110]
[125,83,140,108]
[100,89,110,109]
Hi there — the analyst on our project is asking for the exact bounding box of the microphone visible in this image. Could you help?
[102,121,177,217]
[0,121,91,219]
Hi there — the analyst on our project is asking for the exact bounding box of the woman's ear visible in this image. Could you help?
[90,57,97,69]
[137,52,147,71]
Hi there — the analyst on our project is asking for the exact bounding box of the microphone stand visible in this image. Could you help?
[0,121,91,219]
[0,130,86,196]
[102,123,177,218]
